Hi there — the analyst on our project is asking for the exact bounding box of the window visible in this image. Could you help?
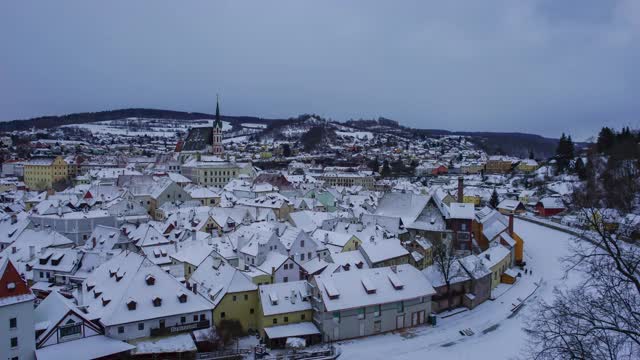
[358,308,365,319]
[9,317,17,329]
[250,308,254,314]
[220,312,226,319]
[60,323,81,338]
[308,252,312,259]
[181,316,186,323]
[273,318,277,324]
[138,323,144,331]
[300,240,305,247]
[193,315,198,322]
[244,294,248,301]
[300,253,305,261]
[200,314,206,321]
[159,320,165,328]
[117,326,124,334]
[301,314,306,320]
[332,312,341,323]
[284,316,289,323]
[374,320,381,333]
[397,301,404,313]
[374,305,381,317]
[283,276,288,283]
[10,337,18,348]
[233,295,237,302]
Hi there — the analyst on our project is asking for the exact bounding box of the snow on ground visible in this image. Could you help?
[319,219,577,360]
[62,123,178,137]
[335,130,373,140]
[223,136,249,144]
[241,123,267,129]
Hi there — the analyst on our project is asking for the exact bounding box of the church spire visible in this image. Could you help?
[214,94,222,129]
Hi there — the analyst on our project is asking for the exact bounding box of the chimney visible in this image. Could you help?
[192,282,198,294]
[457,176,464,203]
[508,214,514,235]
[10,214,17,225]
[11,246,16,254]
[192,230,197,242]
[92,237,96,249]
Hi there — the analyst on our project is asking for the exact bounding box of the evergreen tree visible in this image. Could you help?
[574,157,586,180]
[529,149,534,160]
[367,157,380,172]
[489,188,499,208]
[380,160,391,177]
[597,127,615,154]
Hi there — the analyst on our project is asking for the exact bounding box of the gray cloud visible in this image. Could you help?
[1,0,639,140]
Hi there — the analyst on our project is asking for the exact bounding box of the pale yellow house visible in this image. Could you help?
[24,156,69,191]
[188,254,260,332]
[480,245,513,289]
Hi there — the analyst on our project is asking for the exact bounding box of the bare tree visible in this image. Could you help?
[431,236,458,311]
[527,206,640,359]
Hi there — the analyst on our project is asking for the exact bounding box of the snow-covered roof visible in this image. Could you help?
[359,239,409,264]
[80,251,211,326]
[258,280,311,316]
[447,202,475,220]
[314,264,435,312]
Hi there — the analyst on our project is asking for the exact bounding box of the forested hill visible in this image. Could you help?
[1,108,570,157]
[0,108,281,132]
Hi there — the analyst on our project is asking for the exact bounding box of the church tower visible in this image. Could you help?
[211,96,224,156]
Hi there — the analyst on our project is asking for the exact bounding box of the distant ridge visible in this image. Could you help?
[0,108,572,157]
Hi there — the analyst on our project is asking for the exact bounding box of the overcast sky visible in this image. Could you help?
[1,1,639,140]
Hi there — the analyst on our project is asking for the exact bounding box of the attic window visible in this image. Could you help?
[102,298,111,306]
[6,282,16,291]
[109,268,118,278]
[146,275,156,285]
[115,272,125,282]
[86,282,95,292]
[93,290,102,299]
[355,261,364,269]
[269,292,278,306]
[152,296,162,307]
[127,300,137,311]
[388,273,404,290]
[177,292,188,303]
[361,276,377,294]
[324,280,340,300]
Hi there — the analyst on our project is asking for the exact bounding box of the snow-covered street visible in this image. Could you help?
[330,219,576,359]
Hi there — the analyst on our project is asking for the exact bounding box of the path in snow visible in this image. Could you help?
[330,219,577,360]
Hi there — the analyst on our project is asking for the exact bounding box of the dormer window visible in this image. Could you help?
[178,292,188,303]
[152,296,162,307]
[145,275,155,286]
[102,298,111,306]
[86,282,95,292]
[93,290,102,299]
[127,299,137,310]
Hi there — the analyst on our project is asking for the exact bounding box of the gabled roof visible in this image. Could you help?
[0,258,34,306]
[189,254,256,307]
[80,251,211,326]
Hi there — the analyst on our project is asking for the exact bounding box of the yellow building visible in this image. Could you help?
[256,281,316,347]
[24,156,69,191]
[480,245,513,289]
[517,159,539,173]
[188,254,260,332]
[212,287,260,332]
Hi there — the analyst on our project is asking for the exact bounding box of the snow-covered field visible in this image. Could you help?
[329,220,577,360]
[62,119,232,137]
[336,130,374,140]
[241,123,267,129]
